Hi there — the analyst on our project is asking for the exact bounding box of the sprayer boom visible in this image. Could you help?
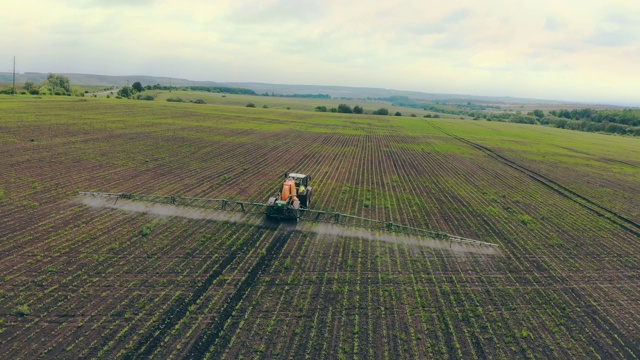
[79,191,499,249]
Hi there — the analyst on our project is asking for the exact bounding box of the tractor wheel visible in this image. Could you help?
[265,205,278,218]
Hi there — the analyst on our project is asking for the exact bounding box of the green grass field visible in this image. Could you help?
[1,95,639,358]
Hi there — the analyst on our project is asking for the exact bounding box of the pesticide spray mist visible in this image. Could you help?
[78,196,499,255]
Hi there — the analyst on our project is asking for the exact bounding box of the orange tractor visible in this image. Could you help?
[266,173,312,220]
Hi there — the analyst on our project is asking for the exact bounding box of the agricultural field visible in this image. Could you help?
[1,96,639,359]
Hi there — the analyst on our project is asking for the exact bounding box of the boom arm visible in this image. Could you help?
[79,192,499,249]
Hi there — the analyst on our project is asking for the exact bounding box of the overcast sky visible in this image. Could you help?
[2,0,639,104]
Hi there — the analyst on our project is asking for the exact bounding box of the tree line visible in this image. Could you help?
[0,73,74,95]
[189,86,256,95]
[475,108,640,136]
[315,104,406,116]
[262,93,330,98]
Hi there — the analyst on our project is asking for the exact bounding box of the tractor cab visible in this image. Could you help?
[283,173,311,208]
[286,173,311,191]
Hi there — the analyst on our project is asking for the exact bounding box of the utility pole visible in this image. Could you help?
[12,56,16,96]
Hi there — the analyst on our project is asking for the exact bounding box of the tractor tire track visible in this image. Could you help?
[430,123,640,238]
[123,225,273,360]
[186,230,294,359]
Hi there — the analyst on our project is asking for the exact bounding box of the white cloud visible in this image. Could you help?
[2,0,639,103]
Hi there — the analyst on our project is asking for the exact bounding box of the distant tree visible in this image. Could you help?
[315,105,327,112]
[44,73,71,95]
[372,108,389,115]
[117,86,133,98]
[556,119,568,128]
[337,104,353,113]
[353,105,363,114]
[132,81,144,93]
[23,80,36,91]
[559,109,571,119]
[246,102,256,108]
[528,109,544,118]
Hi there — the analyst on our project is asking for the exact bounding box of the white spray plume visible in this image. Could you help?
[78,196,499,255]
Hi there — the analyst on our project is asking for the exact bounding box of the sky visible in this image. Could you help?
[2,0,639,104]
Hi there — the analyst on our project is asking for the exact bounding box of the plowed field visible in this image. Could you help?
[1,96,639,359]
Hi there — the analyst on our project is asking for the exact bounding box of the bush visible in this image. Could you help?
[372,108,389,115]
[337,104,352,113]
[136,94,155,101]
[246,102,256,108]
[193,99,206,104]
[117,86,133,98]
[315,106,327,112]
[395,111,402,116]
[166,97,183,102]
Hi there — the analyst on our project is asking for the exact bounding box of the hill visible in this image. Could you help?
[0,71,607,106]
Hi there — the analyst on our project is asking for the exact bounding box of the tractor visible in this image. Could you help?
[265,172,312,220]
